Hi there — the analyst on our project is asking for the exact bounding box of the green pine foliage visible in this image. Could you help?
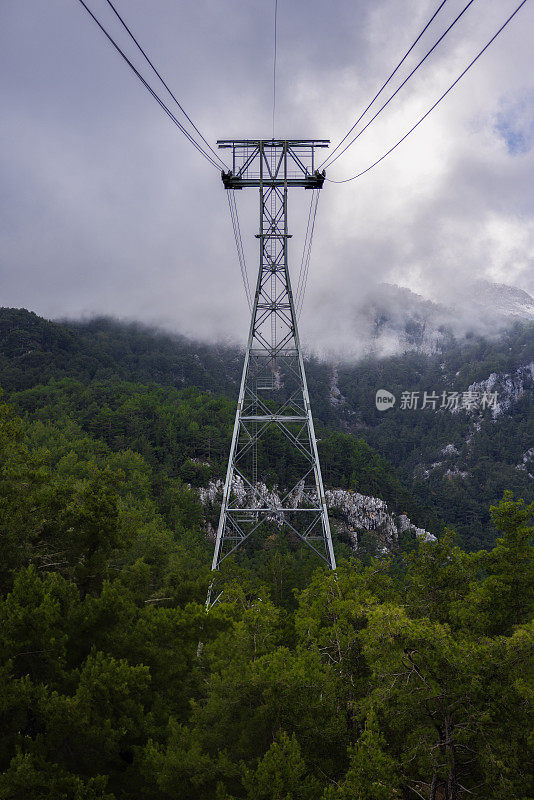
[327,322,534,549]
[0,309,533,798]
[0,395,532,797]
[2,308,532,548]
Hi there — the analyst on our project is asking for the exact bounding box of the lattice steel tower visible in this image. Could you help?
[210,140,336,591]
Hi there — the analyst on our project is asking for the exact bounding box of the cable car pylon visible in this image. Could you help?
[207,140,336,606]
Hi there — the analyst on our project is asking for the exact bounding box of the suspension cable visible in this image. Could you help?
[297,190,320,319]
[324,0,476,170]
[326,0,529,184]
[272,0,278,139]
[227,191,252,310]
[321,0,450,169]
[295,190,316,311]
[231,191,252,309]
[75,0,221,170]
[103,0,227,170]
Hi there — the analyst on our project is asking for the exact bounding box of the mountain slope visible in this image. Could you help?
[1,308,532,548]
[321,323,534,548]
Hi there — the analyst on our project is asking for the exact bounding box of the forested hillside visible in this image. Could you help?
[328,323,534,548]
[1,308,532,547]
[0,308,533,798]
[0,308,436,531]
[0,390,532,799]
[0,309,242,396]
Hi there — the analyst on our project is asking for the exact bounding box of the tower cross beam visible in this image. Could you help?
[217,139,328,188]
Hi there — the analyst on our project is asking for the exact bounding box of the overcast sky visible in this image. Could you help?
[1,0,533,352]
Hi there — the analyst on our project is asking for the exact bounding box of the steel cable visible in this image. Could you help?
[232,191,252,309]
[272,0,278,139]
[297,190,320,319]
[227,191,252,309]
[326,0,529,184]
[295,190,316,312]
[324,0,475,170]
[104,0,227,170]
[322,0,450,169]
[75,0,221,170]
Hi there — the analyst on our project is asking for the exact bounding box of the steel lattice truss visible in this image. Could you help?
[209,141,336,594]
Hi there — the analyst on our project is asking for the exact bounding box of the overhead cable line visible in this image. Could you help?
[272,0,278,138]
[324,0,475,170]
[75,0,221,170]
[227,190,252,310]
[296,190,320,319]
[321,0,450,169]
[231,190,252,309]
[297,190,320,319]
[326,0,529,184]
[295,190,316,310]
[103,0,227,170]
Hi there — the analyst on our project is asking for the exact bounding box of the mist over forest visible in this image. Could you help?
[0,306,532,798]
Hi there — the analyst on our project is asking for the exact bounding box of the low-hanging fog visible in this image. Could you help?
[1,0,533,359]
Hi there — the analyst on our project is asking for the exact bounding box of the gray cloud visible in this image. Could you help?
[1,0,533,355]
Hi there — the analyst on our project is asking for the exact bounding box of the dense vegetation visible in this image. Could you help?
[0,308,241,396]
[332,323,534,549]
[0,308,435,530]
[1,308,532,547]
[0,308,532,798]
[0,392,532,799]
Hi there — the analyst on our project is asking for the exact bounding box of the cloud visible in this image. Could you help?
[1,0,533,356]
[494,90,534,155]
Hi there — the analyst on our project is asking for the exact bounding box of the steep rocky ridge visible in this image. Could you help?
[199,478,435,557]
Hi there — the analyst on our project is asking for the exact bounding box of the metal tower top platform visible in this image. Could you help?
[217,139,329,189]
